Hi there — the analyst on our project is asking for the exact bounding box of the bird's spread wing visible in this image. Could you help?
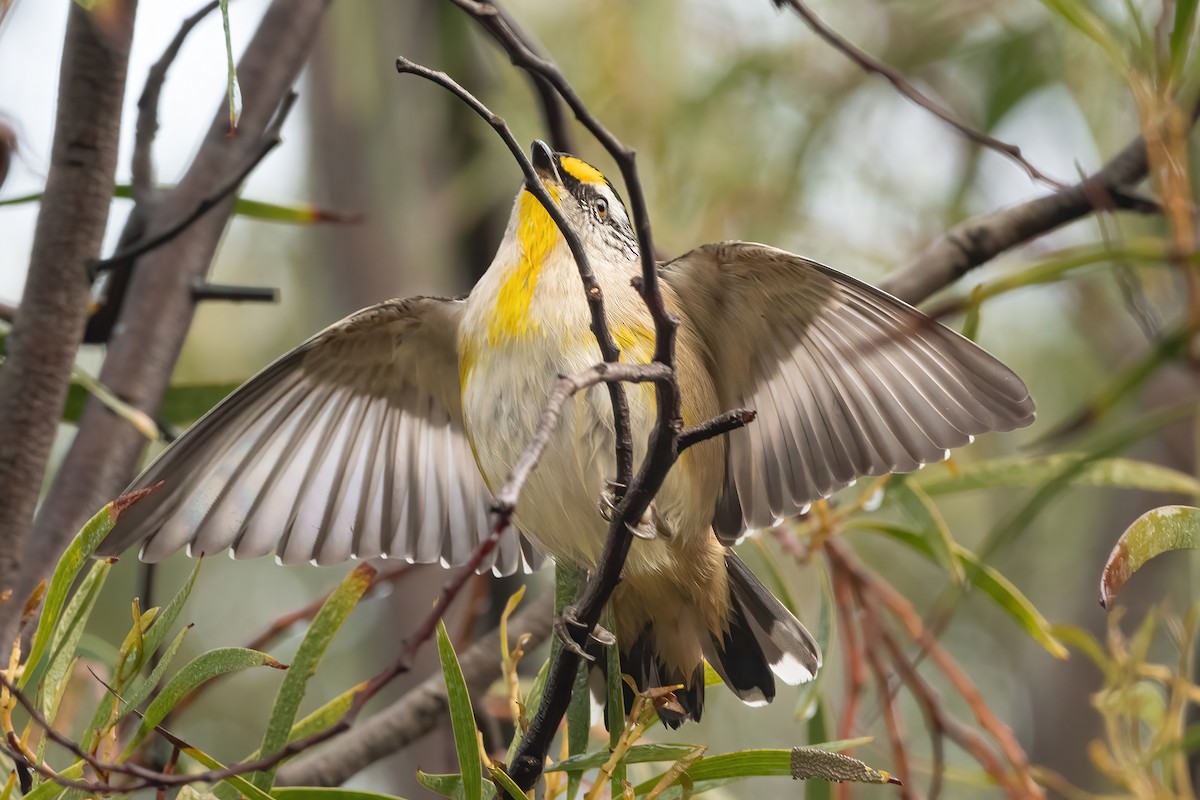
[660,242,1036,543]
[99,296,540,575]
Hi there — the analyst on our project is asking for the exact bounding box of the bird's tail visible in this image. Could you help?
[608,553,822,729]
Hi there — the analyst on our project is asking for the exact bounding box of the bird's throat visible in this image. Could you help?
[489,187,562,342]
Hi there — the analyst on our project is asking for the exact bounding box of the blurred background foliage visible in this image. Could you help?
[3,0,1200,797]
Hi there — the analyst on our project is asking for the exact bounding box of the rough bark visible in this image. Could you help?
[24,0,330,586]
[0,1,137,633]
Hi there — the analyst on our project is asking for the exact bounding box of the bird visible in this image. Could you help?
[99,140,1036,727]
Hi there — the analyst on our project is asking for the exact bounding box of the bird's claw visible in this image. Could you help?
[599,481,657,540]
[553,604,616,661]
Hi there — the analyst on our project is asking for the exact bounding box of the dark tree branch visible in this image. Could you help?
[0,0,137,643]
[394,56,637,492]
[772,0,1062,189]
[880,130,1164,305]
[429,3,691,790]
[679,408,756,452]
[92,94,296,275]
[24,0,331,600]
[190,281,279,304]
[452,0,574,153]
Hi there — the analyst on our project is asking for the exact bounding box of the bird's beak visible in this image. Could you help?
[531,140,560,183]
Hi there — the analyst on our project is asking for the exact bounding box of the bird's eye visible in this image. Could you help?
[594,197,609,218]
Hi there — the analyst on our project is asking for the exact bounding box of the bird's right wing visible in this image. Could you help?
[661,242,1035,543]
[99,296,540,575]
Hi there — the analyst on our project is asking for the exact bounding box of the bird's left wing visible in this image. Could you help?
[99,296,540,575]
[660,242,1035,543]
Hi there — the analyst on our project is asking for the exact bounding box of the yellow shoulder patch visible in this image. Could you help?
[559,156,606,185]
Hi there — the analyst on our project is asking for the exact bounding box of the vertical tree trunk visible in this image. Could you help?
[25,0,331,585]
[0,1,137,635]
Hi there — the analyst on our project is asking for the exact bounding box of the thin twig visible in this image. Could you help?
[491,362,671,513]
[190,282,279,304]
[436,7,695,790]
[858,599,914,799]
[90,91,298,275]
[874,625,958,800]
[133,1,221,200]
[772,0,1062,189]
[678,408,756,452]
[826,539,1043,798]
[451,0,575,153]
[277,592,555,787]
[394,56,636,487]
[830,565,865,800]
[393,52,690,790]
[0,527,508,795]
[880,108,1200,305]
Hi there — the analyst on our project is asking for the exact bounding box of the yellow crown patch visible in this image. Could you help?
[559,156,606,185]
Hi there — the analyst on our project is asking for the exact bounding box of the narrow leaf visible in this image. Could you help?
[21,489,157,688]
[1041,0,1130,71]
[856,522,1067,658]
[219,0,241,131]
[123,647,285,756]
[116,624,193,723]
[417,772,465,800]
[39,561,110,720]
[549,744,705,773]
[2,185,352,224]
[184,746,274,800]
[252,563,375,791]
[1170,0,1198,78]
[912,455,1200,498]
[272,789,407,800]
[633,748,896,798]
[488,766,527,800]
[1100,505,1200,608]
[891,480,963,582]
[138,558,203,670]
[437,620,483,800]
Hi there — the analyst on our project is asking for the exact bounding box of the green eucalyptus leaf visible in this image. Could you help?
[123,647,286,756]
[416,772,465,800]
[272,790,407,800]
[39,561,110,720]
[437,620,483,800]
[856,522,1067,659]
[912,455,1200,498]
[251,563,375,792]
[549,744,705,773]
[21,489,156,688]
[1100,505,1200,608]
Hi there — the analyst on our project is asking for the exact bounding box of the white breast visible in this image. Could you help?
[461,328,629,568]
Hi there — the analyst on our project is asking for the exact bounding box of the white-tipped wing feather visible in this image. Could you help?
[100,296,539,575]
[661,242,1035,542]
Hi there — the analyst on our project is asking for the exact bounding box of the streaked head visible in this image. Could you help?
[518,140,637,264]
